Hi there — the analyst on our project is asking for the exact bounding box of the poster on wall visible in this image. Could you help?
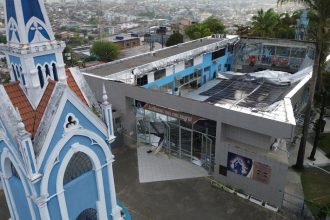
[227,152,253,178]
[227,152,272,184]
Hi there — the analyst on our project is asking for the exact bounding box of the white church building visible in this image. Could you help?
[0,0,129,219]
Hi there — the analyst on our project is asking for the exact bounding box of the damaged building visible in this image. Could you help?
[80,35,315,208]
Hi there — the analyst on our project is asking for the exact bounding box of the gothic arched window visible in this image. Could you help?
[52,63,58,81]
[77,208,97,220]
[38,66,44,88]
[10,163,20,179]
[21,74,26,85]
[16,65,21,78]
[12,65,18,81]
[45,64,51,77]
[63,152,93,185]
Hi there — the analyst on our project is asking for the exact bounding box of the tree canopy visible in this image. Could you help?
[277,0,330,169]
[249,9,296,39]
[184,16,225,40]
[91,40,119,62]
[166,32,184,47]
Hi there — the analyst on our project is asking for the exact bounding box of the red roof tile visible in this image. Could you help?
[4,69,88,138]
[66,69,88,105]
[4,81,56,137]
[33,81,56,134]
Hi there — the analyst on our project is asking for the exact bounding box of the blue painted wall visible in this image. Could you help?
[9,55,21,66]
[21,0,45,24]
[34,54,56,67]
[45,134,113,219]
[5,0,17,22]
[65,171,98,219]
[143,47,232,94]
[39,100,106,171]
[9,176,32,220]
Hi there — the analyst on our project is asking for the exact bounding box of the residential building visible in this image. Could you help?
[110,35,141,50]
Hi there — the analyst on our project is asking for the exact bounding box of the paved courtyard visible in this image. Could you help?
[113,145,296,220]
[137,145,208,183]
[0,145,301,220]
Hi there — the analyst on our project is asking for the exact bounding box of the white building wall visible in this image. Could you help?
[223,124,272,150]
[165,66,173,76]
[175,62,185,73]
[194,55,203,66]
[147,72,154,84]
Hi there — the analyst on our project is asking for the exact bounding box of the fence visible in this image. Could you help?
[280,191,329,220]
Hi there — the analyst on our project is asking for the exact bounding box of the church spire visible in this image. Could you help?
[5,0,55,46]
[1,0,67,107]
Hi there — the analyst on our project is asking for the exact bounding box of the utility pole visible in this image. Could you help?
[97,0,104,39]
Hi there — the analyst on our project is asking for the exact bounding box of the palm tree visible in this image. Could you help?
[251,9,280,38]
[278,0,330,169]
[276,13,296,39]
[309,31,330,160]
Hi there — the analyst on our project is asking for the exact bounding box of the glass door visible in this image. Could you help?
[180,127,192,161]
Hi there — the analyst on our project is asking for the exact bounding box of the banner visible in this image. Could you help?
[227,152,272,184]
[144,103,201,123]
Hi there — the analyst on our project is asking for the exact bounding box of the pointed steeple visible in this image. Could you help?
[101,84,116,143]
[1,0,67,107]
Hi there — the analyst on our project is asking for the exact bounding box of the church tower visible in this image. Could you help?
[0,0,130,220]
[2,0,66,107]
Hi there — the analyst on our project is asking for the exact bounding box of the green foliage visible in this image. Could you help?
[83,55,98,63]
[202,16,226,34]
[0,74,11,84]
[91,105,100,117]
[91,40,119,62]
[62,46,77,66]
[250,9,295,39]
[301,166,330,219]
[184,16,225,40]
[0,34,7,44]
[319,133,330,158]
[88,17,98,25]
[66,36,88,47]
[234,24,251,36]
[166,32,183,47]
[279,0,330,170]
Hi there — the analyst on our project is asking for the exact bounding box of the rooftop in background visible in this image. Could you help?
[119,42,162,59]
[83,37,238,77]
[82,36,314,124]
[109,35,140,42]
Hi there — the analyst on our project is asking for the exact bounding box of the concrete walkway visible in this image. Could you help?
[113,146,293,220]
[137,145,208,183]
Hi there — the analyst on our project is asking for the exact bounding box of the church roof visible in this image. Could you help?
[4,80,56,136]
[3,69,89,138]
[66,69,88,105]
[34,81,56,134]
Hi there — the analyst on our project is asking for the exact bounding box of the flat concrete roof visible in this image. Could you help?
[82,38,225,77]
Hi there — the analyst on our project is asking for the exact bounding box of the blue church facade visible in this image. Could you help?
[0,0,129,219]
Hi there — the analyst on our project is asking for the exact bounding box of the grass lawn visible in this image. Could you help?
[301,166,330,219]
[319,132,330,158]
